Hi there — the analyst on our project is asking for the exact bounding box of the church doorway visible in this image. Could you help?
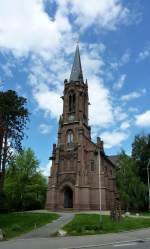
[64,186,73,208]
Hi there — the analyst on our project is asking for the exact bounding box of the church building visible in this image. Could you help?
[46,45,117,210]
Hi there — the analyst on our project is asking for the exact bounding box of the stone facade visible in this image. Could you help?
[46,45,117,211]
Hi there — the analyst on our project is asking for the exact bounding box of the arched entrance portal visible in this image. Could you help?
[64,186,73,208]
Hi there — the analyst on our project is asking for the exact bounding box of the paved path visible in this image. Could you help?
[19,212,74,238]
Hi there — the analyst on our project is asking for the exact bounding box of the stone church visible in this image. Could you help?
[46,45,117,211]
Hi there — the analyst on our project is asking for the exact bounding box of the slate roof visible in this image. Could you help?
[69,44,84,82]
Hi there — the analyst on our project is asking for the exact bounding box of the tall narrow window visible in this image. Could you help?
[68,92,76,112]
[69,94,72,112]
[67,130,73,144]
[72,94,76,112]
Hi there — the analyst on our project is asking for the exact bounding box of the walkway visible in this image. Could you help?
[19,212,74,238]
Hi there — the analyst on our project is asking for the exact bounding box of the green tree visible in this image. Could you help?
[116,151,147,211]
[132,134,150,184]
[0,90,29,211]
[4,148,47,211]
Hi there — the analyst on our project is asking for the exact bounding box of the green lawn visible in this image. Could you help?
[140,212,150,216]
[63,214,150,236]
[0,212,59,239]
[130,212,150,217]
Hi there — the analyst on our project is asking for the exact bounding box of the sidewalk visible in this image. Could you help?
[18,212,74,238]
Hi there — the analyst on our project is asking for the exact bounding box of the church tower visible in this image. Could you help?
[46,45,117,210]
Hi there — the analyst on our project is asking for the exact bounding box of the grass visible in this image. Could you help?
[130,212,150,217]
[63,214,150,236]
[0,212,59,239]
[139,212,150,216]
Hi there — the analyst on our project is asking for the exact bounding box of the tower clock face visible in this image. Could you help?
[68,114,75,121]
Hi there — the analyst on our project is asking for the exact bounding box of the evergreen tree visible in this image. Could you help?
[0,90,29,211]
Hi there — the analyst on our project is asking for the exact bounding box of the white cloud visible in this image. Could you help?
[0,0,71,57]
[57,0,131,31]
[137,44,150,62]
[34,85,62,119]
[0,61,15,77]
[41,161,51,177]
[121,89,146,102]
[113,74,126,90]
[0,1,141,58]
[120,121,130,130]
[28,54,67,119]
[135,110,150,127]
[101,130,128,149]
[110,50,131,70]
[128,107,138,113]
[39,123,51,134]
[89,77,114,127]
[82,53,104,77]
[120,50,131,65]
[114,107,128,122]
[79,43,106,78]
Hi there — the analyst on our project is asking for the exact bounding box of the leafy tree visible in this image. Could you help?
[116,151,147,211]
[0,90,29,211]
[4,148,47,211]
[132,134,150,184]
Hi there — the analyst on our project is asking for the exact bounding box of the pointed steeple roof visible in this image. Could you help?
[69,44,84,83]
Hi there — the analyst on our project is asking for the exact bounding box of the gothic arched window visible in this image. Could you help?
[68,92,76,112]
[67,130,73,144]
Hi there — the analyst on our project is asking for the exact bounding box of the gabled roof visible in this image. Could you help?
[69,44,84,83]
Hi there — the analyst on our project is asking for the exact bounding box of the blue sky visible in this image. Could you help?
[0,0,150,176]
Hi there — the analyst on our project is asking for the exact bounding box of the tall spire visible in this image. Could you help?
[69,44,84,83]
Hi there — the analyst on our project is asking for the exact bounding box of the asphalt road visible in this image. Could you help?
[0,228,150,249]
[0,238,150,249]
[88,240,150,249]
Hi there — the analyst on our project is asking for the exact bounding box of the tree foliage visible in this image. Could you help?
[4,148,47,211]
[116,151,147,211]
[132,134,150,184]
[0,90,29,173]
[0,90,29,211]
[116,133,150,211]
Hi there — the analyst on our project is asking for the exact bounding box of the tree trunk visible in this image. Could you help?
[0,132,8,212]
[1,130,8,171]
[0,126,4,172]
